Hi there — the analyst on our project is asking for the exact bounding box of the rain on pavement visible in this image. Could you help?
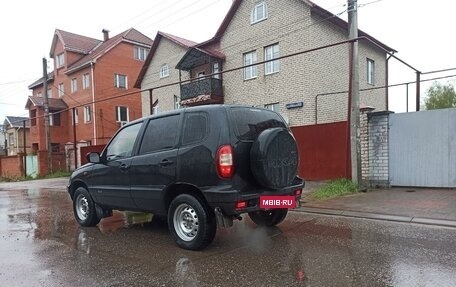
[1,178,456,287]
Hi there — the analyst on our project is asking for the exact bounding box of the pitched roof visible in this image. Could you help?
[65,28,154,74]
[200,0,395,52]
[4,116,30,128]
[51,29,102,58]
[134,31,197,88]
[26,95,68,110]
[28,72,54,89]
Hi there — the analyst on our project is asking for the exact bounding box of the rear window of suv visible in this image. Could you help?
[230,107,287,140]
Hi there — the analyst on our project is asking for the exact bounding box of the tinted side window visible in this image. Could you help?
[182,113,208,145]
[230,107,287,140]
[106,122,142,161]
[139,115,179,154]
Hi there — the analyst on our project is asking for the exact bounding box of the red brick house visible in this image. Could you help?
[27,28,153,169]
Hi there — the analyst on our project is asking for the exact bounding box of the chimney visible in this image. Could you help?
[102,29,110,41]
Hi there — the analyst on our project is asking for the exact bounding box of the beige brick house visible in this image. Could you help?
[136,0,395,126]
[136,32,197,116]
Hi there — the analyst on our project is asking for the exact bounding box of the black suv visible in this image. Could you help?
[68,105,304,250]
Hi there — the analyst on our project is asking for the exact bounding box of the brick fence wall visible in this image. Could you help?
[0,153,25,178]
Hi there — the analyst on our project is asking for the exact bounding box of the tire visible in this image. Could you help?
[168,194,217,250]
[248,209,288,227]
[250,128,299,189]
[73,187,101,227]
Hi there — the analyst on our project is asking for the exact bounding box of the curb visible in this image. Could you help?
[294,207,456,228]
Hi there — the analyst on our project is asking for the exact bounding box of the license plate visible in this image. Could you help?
[259,196,296,209]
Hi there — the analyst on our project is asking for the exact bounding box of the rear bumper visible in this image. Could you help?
[202,178,305,216]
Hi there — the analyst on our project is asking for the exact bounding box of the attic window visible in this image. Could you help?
[160,64,169,78]
[134,46,148,61]
[251,2,268,24]
[56,53,65,68]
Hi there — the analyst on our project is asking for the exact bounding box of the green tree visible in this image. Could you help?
[424,82,456,110]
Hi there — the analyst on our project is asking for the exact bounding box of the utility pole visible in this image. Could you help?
[42,58,52,173]
[348,0,361,187]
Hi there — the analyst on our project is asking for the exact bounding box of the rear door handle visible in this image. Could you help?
[160,159,173,167]
[119,163,130,171]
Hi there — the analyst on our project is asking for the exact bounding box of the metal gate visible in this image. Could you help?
[25,155,38,178]
[389,108,456,187]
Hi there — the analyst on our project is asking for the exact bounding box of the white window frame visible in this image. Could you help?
[116,106,129,122]
[367,58,375,85]
[82,73,90,89]
[134,46,148,61]
[264,43,280,75]
[58,83,64,97]
[84,106,91,123]
[114,74,127,88]
[56,53,65,68]
[197,71,205,80]
[71,78,78,93]
[212,62,220,79]
[160,64,169,78]
[47,88,52,98]
[243,51,257,80]
[251,1,268,24]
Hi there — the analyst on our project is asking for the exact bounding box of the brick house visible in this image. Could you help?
[136,0,395,125]
[27,28,153,168]
[3,116,30,156]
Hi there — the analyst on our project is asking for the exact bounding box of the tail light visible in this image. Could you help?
[294,189,302,196]
[216,145,234,178]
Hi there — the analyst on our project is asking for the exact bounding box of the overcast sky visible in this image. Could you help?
[1,0,455,122]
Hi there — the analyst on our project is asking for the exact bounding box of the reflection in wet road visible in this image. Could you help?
[1,180,456,286]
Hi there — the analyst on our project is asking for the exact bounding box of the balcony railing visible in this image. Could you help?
[180,78,223,102]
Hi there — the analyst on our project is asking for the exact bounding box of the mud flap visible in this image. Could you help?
[214,207,233,228]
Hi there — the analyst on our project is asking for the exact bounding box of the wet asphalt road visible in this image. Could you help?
[1,179,456,287]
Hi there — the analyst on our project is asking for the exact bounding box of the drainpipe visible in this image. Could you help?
[385,53,393,110]
[90,62,97,145]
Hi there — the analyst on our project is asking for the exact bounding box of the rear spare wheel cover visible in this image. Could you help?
[250,128,298,189]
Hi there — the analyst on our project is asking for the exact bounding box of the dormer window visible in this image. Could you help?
[251,1,268,24]
[56,53,65,68]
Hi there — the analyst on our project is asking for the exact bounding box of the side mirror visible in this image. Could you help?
[87,152,101,164]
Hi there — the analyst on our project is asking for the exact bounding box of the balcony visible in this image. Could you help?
[180,78,223,106]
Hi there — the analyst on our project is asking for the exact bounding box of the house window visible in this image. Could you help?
[58,83,64,97]
[49,113,61,126]
[116,106,129,122]
[51,143,60,153]
[47,88,52,98]
[367,58,375,85]
[30,110,37,126]
[243,51,257,80]
[82,73,90,89]
[197,72,205,80]
[265,103,280,112]
[265,43,280,75]
[134,46,148,61]
[73,108,79,125]
[84,106,91,123]
[160,64,169,78]
[56,53,65,68]
[114,74,127,88]
[251,1,268,24]
[37,92,42,97]
[71,78,78,93]
[8,133,14,145]
[174,95,181,110]
[212,62,220,79]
